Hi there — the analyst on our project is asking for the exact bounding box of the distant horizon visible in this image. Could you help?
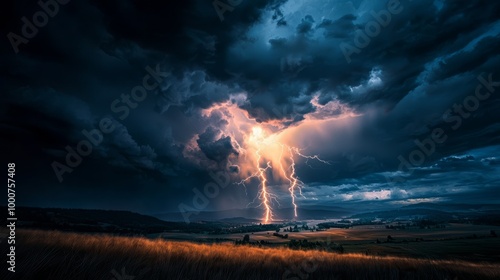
[7,201,500,222]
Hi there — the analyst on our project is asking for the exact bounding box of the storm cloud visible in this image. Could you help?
[1,0,499,214]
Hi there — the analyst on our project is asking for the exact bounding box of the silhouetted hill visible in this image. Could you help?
[8,206,182,234]
[218,217,261,223]
[401,203,500,212]
[350,208,454,221]
[349,203,500,224]
[4,206,294,234]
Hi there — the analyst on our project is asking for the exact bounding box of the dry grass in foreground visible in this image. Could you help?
[2,229,499,280]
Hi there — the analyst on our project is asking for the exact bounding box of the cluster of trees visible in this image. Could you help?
[317,220,383,229]
[471,215,500,226]
[234,234,273,246]
[375,230,498,244]
[282,225,300,232]
[234,234,251,245]
[288,239,344,253]
[317,223,351,229]
[281,224,321,232]
[214,223,280,234]
[414,219,446,229]
[273,232,288,239]
[385,224,408,230]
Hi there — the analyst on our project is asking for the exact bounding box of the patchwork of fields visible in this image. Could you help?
[154,223,500,262]
[2,224,498,280]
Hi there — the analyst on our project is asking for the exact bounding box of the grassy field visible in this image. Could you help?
[155,223,500,242]
[2,229,499,280]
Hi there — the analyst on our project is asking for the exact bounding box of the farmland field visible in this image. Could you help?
[2,225,499,280]
[153,223,500,262]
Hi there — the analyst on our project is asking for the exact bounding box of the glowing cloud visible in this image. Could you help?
[198,94,359,223]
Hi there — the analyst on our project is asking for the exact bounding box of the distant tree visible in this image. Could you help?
[491,230,497,237]
[243,234,250,243]
[338,245,344,254]
[387,235,394,242]
[276,228,280,233]
[284,234,288,239]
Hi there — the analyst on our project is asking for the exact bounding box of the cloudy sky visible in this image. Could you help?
[1,0,499,218]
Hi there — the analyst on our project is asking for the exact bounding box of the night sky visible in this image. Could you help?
[1,0,499,217]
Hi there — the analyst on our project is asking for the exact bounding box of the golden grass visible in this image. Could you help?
[3,229,500,280]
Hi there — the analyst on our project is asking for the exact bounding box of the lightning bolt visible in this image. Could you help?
[239,157,279,223]
[278,145,297,218]
[291,146,331,166]
[287,146,302,218]
[202,102,330,223]
[256,148,273,222]
[237,132,277,223]
[280,145,329,219]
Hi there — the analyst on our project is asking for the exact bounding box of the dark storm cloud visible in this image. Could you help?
[239,82,313,123]
[218,0,500,123]
[296,15,315,35]
[317,14,357,39]
[196,126,237,163]
[155,70,238,114]
[1,0,500,213]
